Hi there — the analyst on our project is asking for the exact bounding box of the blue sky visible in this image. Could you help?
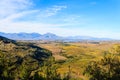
[0,0,120,39]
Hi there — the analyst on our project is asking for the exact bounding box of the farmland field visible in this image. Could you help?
[34,41,120,80]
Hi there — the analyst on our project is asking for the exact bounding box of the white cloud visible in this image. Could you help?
[0,0,67,22]
[45,5,67,17]
[0,0,33,18]
[0,0,68,24]
[35,5,67,18]
[0,21,68,34]
[0,10,39,23]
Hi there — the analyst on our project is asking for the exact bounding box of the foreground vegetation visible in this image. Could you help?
[0,36,120,80]
[0,36,72,80]
[0,36,52,79]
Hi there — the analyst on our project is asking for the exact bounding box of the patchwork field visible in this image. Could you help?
[35,41,119,80]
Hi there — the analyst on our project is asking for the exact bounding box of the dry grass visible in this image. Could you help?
[36,41,117,79]
[53,55,67,61]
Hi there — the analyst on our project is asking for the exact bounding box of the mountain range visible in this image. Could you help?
[0,32,113,41]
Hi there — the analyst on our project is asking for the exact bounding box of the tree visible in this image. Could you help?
[84,54,120,80]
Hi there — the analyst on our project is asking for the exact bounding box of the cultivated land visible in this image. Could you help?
[34,41,120,80]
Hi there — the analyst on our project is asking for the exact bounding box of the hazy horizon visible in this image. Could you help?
[0,0,120,39]
[0,31,117,40]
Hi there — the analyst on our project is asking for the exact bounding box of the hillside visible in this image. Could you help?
[0,36,52,79]
[0,35,51,58]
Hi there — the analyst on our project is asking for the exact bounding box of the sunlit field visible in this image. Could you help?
[35,41,120,79]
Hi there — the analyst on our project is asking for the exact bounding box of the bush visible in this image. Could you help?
[84,54,120,80]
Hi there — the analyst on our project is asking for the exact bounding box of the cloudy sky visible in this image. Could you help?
[0,0,120,39]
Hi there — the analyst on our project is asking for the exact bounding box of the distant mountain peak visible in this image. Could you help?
[0,32,113,41]
[43,32,57,36]
[0,32,61,40]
